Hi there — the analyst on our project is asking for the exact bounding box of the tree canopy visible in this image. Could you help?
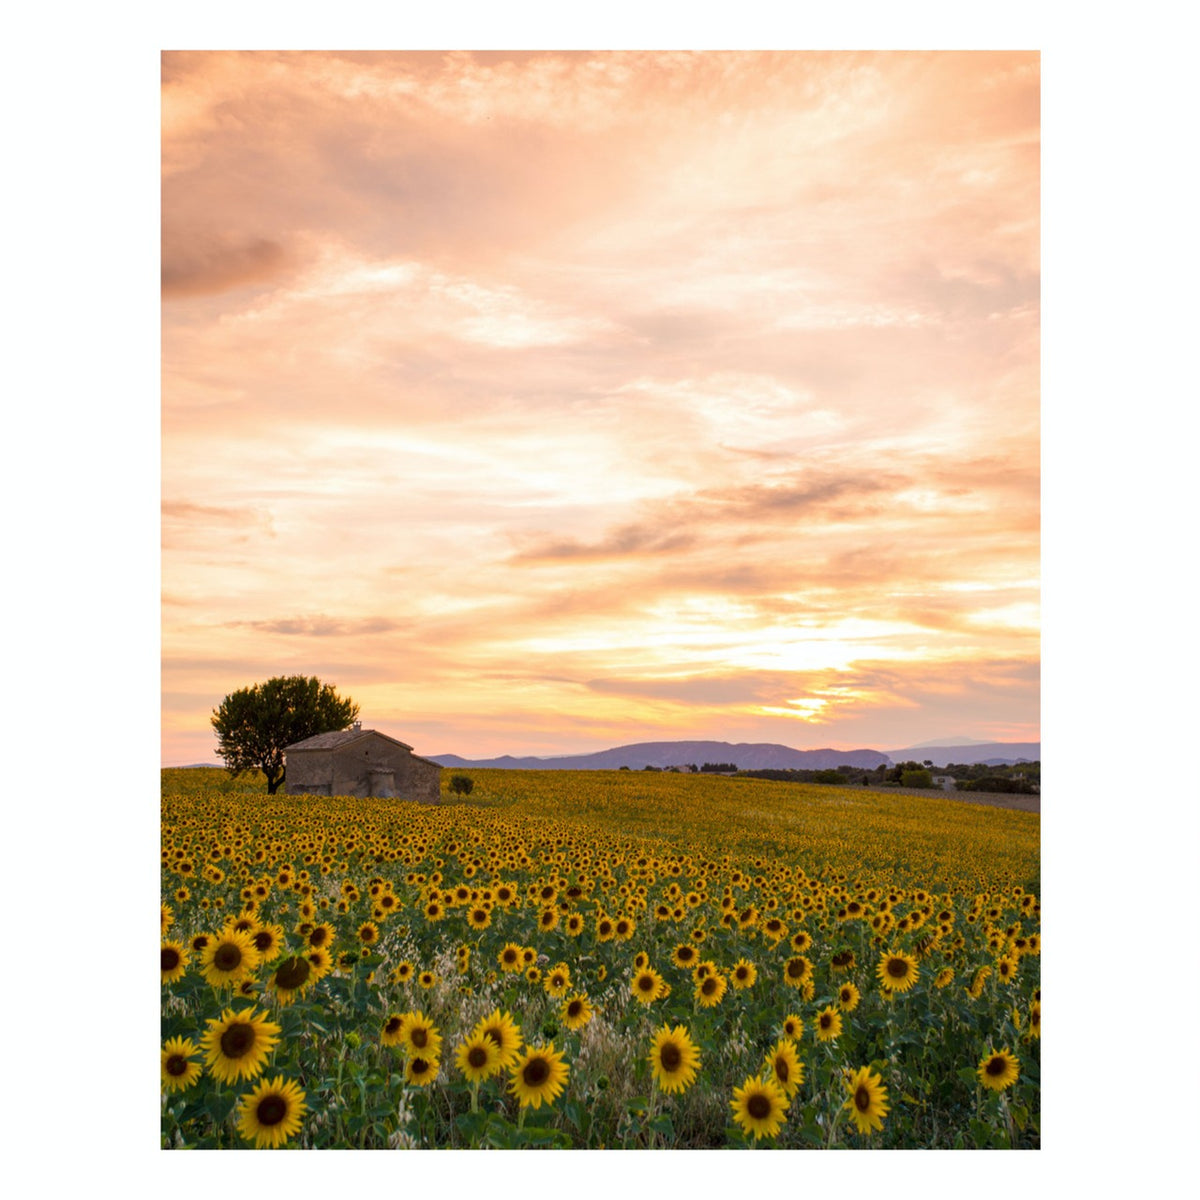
[210,675,359,794]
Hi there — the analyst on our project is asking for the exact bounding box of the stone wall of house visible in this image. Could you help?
[286,736,441,802]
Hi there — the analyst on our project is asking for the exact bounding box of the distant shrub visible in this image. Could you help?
[449,774,474,796]
[812,770,843,785]
[900,768,934,789]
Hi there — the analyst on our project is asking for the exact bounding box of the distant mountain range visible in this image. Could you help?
[430,739,1039,772]
[889,742,1040,768]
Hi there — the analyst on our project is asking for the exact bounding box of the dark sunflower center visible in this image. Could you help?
[256,1094,288,1126]
[165,1053,188,1076]
[484,1029,501,1046]
[776,1060,789,1082]
[162,947,181,971]
[820,1014,832,1029]
[567,1001,582,1018]
[638,976,654,991]
[310,928,328,946]
[468,1046,489,1068]
[747,1093,771,1119]
[411,1057,431,1076]
[384,1018,402,1035]
[702,978,717,995]
[523,1057,550,1086]
[659,1043,682,1071]
[214,944,243,971]
[219,1023,254,1058]
[411,1028,428,1048]
[855,1085,871,1111]
[788,961,803,978]
[276,958,311,990]
[504,951,518,963]
[841,989,851,1002]
[986,1056,1006,1076]
[887,958,908,978]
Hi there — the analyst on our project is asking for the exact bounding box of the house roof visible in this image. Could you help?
[284,728,415,753]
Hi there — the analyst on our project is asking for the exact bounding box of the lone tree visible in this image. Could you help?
[211,675,359,794]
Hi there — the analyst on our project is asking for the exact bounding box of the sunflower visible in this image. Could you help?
[672,943,699,969]
[418,970,438,989]
[391,960,415,985]
[815,1005,843,1042]
[843,1066,889,1135]
[467,906,492,931]
[161,902,174,934]
[356,921,380,946]
[837,982,861,1013]
[876,951,919,993]
[730,1076,788,1141]
[236,1075,307,1148]
[829,948,856,972]
[381,1013,407,1047]
[544,963,572,998]
[996,955,1019,984]
[694,971,727,1008]
[161,941,189,984]
[565,913,585,937]
[161,1036,203,1092]
[977,1048,1020,1092]
[967,966,992,999]
[250,923,285,962]
[498,943,524,973]
[306,946,333,981]
[763,1039,804,1100]
[306,922,335,950]
[632,967,667,1005]
[1028,1001,1041,1039]
[474,1009,523,1069]
[731,959,757,989]
[648,1024,701,1094]
[200,1006,282,1084]
[406,1055,440,1087]
[456,1031,502,1083]
[400,1011,443,1060]
[561,993,594,1031]
[781,1013,804,1041]
[934,967,955,989]
[200,929,262,989]
[524,965,542,985]
[783,955,814,989]
[508,1043,569,1109]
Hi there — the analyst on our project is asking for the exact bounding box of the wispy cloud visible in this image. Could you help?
[161,50,1038,764]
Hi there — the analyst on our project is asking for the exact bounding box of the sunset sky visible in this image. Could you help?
[161,50,1039,766]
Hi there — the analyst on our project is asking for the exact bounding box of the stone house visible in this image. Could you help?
[283,722,441,802]
[932,775,957,791]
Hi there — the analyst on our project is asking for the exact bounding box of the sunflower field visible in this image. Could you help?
[161,768,1040,1149]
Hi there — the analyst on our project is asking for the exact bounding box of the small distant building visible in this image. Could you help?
[932,775,957,791]
[284,722,441,802]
